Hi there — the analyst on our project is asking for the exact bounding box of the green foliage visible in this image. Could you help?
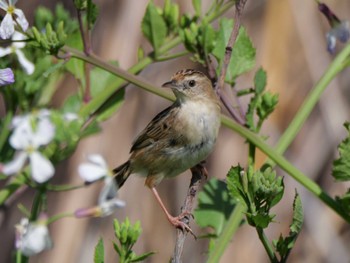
[212,18,256,84]
[94,238,105,263]
[333,123,350,181]
[245,68,278,132]
[273,192,304,262]
[163,0,180,32]
[30,22,67,55]
[87,0,99,30]
[142,1,168,56]
[227,164,284,229]
[113,218,154,263]
[194,178,236,236]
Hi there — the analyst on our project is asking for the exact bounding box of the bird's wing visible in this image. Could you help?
[130,104,186,152]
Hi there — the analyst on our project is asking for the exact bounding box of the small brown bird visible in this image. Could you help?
[113,69,221,232]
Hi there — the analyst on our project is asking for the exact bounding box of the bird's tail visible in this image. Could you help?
[113,161,131,188]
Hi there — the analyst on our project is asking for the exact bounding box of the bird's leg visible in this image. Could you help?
[150,187,195,236]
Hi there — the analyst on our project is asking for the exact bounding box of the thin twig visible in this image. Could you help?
[171,163,207,263]
[214,0,248,125]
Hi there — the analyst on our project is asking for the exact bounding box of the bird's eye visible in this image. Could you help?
[188,80,196,87]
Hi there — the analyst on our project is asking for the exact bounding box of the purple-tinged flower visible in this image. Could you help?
[76,154,125,217]
[318,3,350,54]
[0,68,14,86]
[0,0,28,39]
[15,214,53,256]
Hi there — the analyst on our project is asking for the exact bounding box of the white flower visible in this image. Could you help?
[76,154,125,217]
[78,154,111,183]
[2,114,55,183]
[0,67,14,86]
[0,0,28,39]
[0,31,34,74]
[15,215,53,256]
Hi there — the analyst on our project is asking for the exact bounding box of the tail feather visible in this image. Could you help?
[113,161,131,188]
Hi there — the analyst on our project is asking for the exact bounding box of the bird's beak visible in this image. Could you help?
[161,80,175,88]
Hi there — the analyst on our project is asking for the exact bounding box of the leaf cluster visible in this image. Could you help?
[227,165,284,228]
[242,68,279,132]
[112,218,154,263]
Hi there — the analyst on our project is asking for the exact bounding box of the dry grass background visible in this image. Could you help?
[1,0,350,262]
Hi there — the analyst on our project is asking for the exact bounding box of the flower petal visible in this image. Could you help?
[15,49,34,75]
[9,119,32,149]
[100,198,126,216]
[31,118,55,147]
[14,8,28,31]
[78,163,107,182]
[2,151,27,175]
[326,33,337,54]
[0,13,14,39]
[0,1,9,10]
[29,152,54,183]
[0,46,12,57]
[98,177,118,205]
[18,223,53,256]
[0,68,14,86]
[87,154,108,169]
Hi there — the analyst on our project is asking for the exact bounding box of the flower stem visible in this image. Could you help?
[256,227,278,263]
[47,211,74,224]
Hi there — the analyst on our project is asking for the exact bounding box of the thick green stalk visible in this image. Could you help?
[274,43,350,156]
[207,203,245,263]
[221,115,350,222]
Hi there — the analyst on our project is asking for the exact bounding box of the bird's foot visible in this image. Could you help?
[168,211,196,239]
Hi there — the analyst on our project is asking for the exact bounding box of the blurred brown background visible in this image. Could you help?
[1,0,350,262]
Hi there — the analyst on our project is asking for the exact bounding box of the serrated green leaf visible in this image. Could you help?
[226,165,247,207]
[194,178,236,236]
[94,238,104,263]
[333,123,350,181]
[257,92,279,121]
[227,27,256,82]
[254,68,267,94]
[290,191,303,234]
[141,1,167,55]
[250,213,274,228]
[274,191,303,261]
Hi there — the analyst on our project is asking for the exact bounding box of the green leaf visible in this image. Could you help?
[333,123,350,181]
[141,1,167,55]
[212,18,233,69]
[194,178,236,236]
[62,94,82,113]
[94,238,104,263]
[254,68,267,94]
[130,252,156,262]
[227,26,256,82]
[201,23,216,56]
[256,92,279,121]
[274,191,303,261]
[87,0,98,29]
[226,165,248,208]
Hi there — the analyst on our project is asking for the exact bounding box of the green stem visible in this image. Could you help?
[207,203,245,263]
[256,227,278,263]
[46,211,74,224]
[273,43,350,158]
[155,50,189,62]
[0,111,13,151]
[221,115,350,222]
